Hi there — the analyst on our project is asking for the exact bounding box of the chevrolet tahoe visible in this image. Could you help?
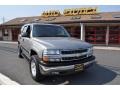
[18,23,96,81]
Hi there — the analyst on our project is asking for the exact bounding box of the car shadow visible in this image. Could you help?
[38,64,117,85]
[64,64,117,85]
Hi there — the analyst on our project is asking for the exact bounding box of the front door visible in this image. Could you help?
[12,29,20,41]
[21,25,31,58]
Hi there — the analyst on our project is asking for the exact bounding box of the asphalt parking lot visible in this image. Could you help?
[0,42,120,85]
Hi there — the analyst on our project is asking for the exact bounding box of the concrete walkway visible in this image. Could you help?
[93,46,120,51]
[0,41,17,44]
[0,41,120,51]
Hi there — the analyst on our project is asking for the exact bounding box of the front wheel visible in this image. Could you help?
[30,55,45,82]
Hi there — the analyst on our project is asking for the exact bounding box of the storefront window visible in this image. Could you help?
[109,26,120,44]
[64,26,80,39]
[85,26,106,44]
[3,29,9,36]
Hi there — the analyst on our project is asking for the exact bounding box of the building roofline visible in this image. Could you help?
[1,11,120,26]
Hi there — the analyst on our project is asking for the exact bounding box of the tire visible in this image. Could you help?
[30,55,45,82]
[18,45,23,58]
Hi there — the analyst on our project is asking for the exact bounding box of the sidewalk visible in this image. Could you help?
[0,41,17,44]
[0,41,120,51]
[93,46,120,51]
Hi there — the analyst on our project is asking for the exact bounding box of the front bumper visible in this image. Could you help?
[39,56,96,75]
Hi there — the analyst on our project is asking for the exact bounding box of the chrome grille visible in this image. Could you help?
[61,49,88,61]
[62,55,87,61]
[61,49,88,54]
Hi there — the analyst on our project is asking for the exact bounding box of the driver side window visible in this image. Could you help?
[26,26,31,37]
[22,25,31,37]
[21,26,27,37]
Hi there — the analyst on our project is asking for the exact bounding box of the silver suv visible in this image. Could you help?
[18,23,96,81]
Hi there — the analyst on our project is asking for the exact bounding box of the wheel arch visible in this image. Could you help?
[30,49,38,56]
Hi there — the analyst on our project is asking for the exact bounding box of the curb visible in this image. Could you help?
[0,73,20,85]
[0,41,17,44]
[93,46,120,51]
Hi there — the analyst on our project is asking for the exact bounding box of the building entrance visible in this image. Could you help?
[12,29,20,41]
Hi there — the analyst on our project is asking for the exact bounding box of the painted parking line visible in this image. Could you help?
[0,73,20,85]
[0,72,69,85]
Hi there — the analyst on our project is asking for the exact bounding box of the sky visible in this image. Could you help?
[0,5,120,23]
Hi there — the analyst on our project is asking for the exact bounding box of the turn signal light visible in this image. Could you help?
[42,56,49,62]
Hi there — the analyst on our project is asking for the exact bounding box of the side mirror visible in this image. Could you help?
[22,33,30,38]
[69,33,72,37]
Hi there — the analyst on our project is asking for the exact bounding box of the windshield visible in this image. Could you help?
[32,25,70,37]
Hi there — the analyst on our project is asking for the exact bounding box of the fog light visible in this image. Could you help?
[49,58,55,62]
[49,58,61,62]
[52,72,59,75]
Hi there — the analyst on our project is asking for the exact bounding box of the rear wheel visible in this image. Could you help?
[30,55,45,82]
[18,45,23,58]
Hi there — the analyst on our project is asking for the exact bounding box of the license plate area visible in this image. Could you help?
[74,64,84,72]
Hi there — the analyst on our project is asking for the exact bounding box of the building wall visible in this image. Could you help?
[0,25,21,41]
[64,23,120,45]
[2,29,12,41]
[64,25,80,39]
[0,30,2,40]
[85,25,107,44]
[84,23,120,45]
[9,29,12,41]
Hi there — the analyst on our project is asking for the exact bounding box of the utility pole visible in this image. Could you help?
[1,17,5,40]
[2,17,5,24]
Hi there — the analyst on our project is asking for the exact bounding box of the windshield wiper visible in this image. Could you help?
[55,35,68,37]
[34,35,68,37]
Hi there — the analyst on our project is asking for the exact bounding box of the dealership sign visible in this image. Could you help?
[41,10,61,18]
[41,7,97,18]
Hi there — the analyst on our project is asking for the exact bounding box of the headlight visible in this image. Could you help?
[43,49,60,55]
[87,47,93,56]
[42,49,61,62]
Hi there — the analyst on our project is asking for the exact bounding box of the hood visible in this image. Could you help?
[32,37,92,49]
